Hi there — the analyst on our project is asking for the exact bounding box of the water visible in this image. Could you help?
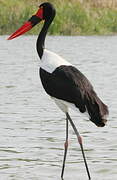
[0,35,117,180]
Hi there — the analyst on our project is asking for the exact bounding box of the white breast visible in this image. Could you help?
[40,49,72,73]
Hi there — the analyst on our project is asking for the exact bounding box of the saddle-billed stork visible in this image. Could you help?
[8,2,109,179]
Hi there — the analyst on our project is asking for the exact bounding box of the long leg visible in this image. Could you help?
[66,112,91,180]
[61,115,69,179]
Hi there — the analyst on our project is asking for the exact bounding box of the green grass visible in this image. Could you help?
[0,0,117,35]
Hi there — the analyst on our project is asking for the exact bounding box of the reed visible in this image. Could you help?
[89,0,117,8]
[0,0,117,35]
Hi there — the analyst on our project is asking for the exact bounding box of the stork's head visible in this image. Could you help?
[7,2,56,40]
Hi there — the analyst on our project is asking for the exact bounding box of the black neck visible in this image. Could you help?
[36,18,53,59]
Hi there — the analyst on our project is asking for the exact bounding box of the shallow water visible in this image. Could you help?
[0,35,117,180]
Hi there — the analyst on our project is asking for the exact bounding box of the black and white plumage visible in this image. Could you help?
[40,59,108,127]
[36,3,108,127]
[8,2,109,179]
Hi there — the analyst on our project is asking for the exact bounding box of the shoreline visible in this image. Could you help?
[0,0,117,35]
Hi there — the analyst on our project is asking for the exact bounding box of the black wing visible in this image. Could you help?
[40,65,89,112]
[40,65,109,127]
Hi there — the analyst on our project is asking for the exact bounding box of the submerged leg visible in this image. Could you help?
[61,116,69,179]
[66,112,91,180]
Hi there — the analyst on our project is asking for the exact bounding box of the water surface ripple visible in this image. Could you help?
[0,36,117,180]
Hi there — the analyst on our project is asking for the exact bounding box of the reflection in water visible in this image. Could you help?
[0,36,117,180]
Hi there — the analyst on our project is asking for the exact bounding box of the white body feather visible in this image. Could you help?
[40,49,72,73]
[39,49,81,114]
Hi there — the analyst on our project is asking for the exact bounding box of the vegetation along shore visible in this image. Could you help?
[0,0,117,35]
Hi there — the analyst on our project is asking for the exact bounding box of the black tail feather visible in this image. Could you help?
[85,92,109,127]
